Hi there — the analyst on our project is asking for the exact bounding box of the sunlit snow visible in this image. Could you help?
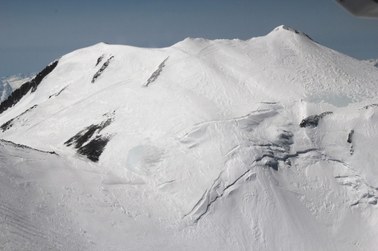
[0,26,378,250]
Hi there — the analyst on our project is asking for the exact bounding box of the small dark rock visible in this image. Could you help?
[347,130,354,144]
[299,111,333,128]
[363,104,378,109]
[96,55,104,66]
[264,157,279,171]
[48,86,67,99]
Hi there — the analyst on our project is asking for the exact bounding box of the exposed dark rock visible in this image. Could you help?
[362,193,375,199]
[347,130,354,144]
[277,130,294,150]
[65,118,111,148]
[350,201,359,207]
[350,147,354,155]
[299,111,333,128]
[0,119,14,132]
[347,130,354,155]
[280,25,314,41]
[1,105,38,132]
[144,57,169,87]
[64,118,113,162]
[77,136,110,162]
[92,56,114,83]
[95,55,104,66]
[48,86,67,99]
[0,61,58,115]
[362,104,378,109]
[261,102,278,105]
[264,157,279,171]
[368,199,377,205]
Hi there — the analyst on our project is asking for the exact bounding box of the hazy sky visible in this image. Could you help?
[1,0,378,76]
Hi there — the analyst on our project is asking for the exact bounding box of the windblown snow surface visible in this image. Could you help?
[1,25,378,250]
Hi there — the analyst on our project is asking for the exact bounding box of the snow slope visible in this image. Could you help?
[0,25,378,250]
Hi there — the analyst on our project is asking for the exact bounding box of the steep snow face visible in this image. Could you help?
[1,26,378,250]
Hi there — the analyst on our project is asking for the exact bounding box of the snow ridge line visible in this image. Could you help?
[0,139,57,155]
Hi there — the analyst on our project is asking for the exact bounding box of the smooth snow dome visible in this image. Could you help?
[0,26,378,251]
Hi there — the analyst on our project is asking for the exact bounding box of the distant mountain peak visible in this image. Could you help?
[0,73,35,102]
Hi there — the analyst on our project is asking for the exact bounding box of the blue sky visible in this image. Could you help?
[1,0,378,76]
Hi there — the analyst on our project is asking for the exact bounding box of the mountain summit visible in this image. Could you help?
[0,26,378,250]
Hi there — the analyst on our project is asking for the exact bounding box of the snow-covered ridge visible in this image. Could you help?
[273,24,314,40]
[363,58,378,67]
[0,26,378,250]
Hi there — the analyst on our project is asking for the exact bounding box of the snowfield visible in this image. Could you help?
[0,25,378,250]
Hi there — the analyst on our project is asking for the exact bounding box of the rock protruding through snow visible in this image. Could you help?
[299,111,333,128]
[144,57,169,87]
[64,113,114,162]
[91,56,114,83]
[0,105,38,132]
[0,26,377,251]
[0,61,58,114]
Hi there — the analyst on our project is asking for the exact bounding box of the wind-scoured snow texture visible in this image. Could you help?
[0,26,378,250]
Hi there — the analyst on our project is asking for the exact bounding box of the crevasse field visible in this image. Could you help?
[0,26,378,250]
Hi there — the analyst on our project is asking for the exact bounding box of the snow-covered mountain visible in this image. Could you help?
[1,25,378,250]
[0,74,34,102]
